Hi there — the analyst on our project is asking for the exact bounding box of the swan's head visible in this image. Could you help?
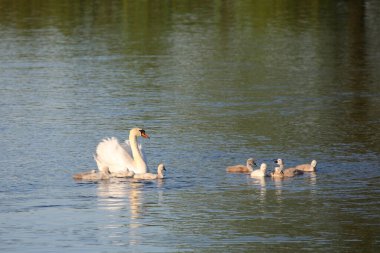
[273,158,284,166]
[130,128,150,139]
[311,160,317,167]
[157,163,166,174]
[247,158,256,167]
[260,163,267,172]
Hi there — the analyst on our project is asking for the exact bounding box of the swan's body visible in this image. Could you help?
[226,158,256,173]
[250,163,268,178]
[133,163,166,180]
[273,158,303,177]
[295,160,317,172]
[94,128,150,174]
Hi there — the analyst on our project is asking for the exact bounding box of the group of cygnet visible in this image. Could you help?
[226,158,317,179]
[73,163,166,181]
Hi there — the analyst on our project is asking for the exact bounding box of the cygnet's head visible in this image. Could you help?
[274,158,284,165]
[247,158,256,167]
[157,163,166,174]
[260,163,267,172]
[311,160,317,167]
[130,128,150,139]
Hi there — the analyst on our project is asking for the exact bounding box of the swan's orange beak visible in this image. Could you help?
[141,132,150,139]
[139,129,150,139]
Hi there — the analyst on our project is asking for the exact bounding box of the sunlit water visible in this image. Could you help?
[0,1,379,252]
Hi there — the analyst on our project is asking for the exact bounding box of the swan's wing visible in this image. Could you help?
[96,137,135,170]
[121,140,133,156]
[123,140,146,163]
[139,143,147,164]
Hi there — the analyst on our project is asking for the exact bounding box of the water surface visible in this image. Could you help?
[0,1,379,252]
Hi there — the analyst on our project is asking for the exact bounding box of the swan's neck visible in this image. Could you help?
[129,133,147,173]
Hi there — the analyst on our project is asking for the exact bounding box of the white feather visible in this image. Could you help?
[94,128,149,174]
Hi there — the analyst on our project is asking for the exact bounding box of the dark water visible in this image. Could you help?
[0,1,379,252]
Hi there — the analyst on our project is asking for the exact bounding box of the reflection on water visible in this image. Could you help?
[97,180,142,214]
[250,177,267,204]
[309,172,317,188]
[272,177,284,204]
[95,179,169,249]
[0,0,380,252]
[97,180,144,246]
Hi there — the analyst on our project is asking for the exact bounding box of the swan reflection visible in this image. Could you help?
[97,179,144,246]
[97,179,142,212]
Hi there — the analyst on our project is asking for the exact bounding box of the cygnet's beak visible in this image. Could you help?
[273,159,278,164]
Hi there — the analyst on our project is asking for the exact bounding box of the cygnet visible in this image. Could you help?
[226,158,256,173]
[270,167,284,178]
[72,170,110,180]
[250,163,268,178]
[110,170,135,178]
[295,160,317,172]
[133,163,166,180]
[273,158,303,177]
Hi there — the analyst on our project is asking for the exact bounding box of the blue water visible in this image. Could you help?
[1,1,380,252]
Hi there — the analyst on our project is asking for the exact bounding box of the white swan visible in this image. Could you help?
[94,128,150,174]
[226,158,256,173]
[295,160,317,172]
[250,163,268,178]
[133,163,166,180]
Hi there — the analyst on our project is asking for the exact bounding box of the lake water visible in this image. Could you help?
[0,1,379,252]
